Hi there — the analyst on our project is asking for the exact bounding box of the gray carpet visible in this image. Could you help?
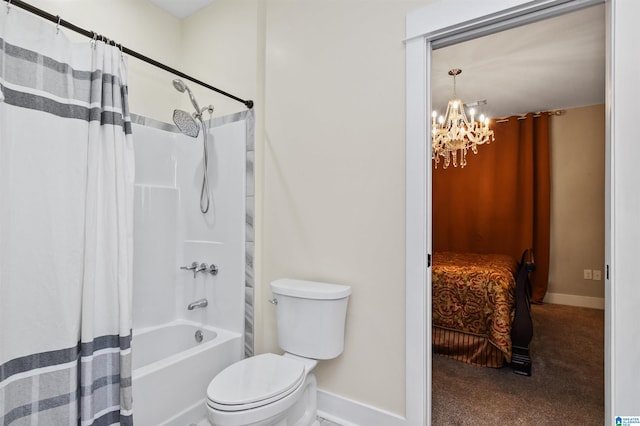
[432,304,604,425]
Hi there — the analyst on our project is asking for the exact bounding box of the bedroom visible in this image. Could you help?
[429,2,605,422]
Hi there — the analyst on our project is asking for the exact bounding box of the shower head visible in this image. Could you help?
[173,109,200,138]
[172,78,201,115]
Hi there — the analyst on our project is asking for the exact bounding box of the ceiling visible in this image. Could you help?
[432,4,605,119]
[149,1,605,119]
[149,0,215,19]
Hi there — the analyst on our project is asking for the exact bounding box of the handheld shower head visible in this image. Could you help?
[170,78,214,214]
[172,78,187,93]
[172,78,201,115]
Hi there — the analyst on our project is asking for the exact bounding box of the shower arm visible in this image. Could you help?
[194,105,214,119]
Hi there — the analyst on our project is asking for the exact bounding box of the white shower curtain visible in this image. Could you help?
[0,6,134,426]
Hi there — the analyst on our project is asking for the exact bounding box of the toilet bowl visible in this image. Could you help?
[206,353,318,426]
[205,279,351,426]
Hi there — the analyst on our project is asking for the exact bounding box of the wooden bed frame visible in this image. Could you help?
[510,248,535,376]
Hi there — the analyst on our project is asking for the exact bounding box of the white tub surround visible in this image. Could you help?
[130,110,253,424]
[132,111,254,355]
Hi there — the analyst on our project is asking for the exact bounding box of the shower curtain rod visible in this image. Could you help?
[3,0,254,109]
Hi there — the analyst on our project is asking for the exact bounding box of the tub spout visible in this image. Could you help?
[187,298,208,310]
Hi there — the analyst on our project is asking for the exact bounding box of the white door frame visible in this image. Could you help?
[405,0,629,424]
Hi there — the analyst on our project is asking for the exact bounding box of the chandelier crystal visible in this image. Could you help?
[431,69,494,169]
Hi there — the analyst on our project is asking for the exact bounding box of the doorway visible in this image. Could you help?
[432,6,605,423]
[402,0,633,424]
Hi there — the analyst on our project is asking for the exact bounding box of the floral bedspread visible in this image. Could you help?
[432,252,518,360]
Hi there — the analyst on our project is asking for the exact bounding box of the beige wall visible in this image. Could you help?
[181,0,262,118]
[548,104,605,299]
[27,0,184,122]
[184,0,435,415]
[260,0,435,415]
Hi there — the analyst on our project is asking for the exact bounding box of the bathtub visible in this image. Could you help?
[132,320,242,426]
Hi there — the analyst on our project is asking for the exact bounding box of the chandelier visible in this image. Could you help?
[431,69,494,169]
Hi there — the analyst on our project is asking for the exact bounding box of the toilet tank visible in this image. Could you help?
[270,279,351,360]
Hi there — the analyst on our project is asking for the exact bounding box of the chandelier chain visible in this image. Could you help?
[453,72,457,98]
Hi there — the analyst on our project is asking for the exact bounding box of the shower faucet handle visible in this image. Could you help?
[196,263,219,276]
[180,261,198,278]
[195,263,209,274]
[180,261,219,278]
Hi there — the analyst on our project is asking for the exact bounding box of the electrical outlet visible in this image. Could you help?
[593,270,602,280]
[583,269,593,280]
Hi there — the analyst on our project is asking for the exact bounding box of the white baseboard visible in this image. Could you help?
[543,292,604,310]
[317,389,406,426]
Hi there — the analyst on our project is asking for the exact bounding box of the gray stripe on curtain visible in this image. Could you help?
[80,334,132,355]
[2,38,95,79]
[0,86,133,134]
[3,393,132,426]
[3,390,77,426]
[0,335,132,426]
[1,37,96,102]
[0,334,132,382]
[0,346,78,382]
[0,38,132,135]
[80,373,123,397]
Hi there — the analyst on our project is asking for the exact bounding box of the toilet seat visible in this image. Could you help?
[207,353,306,412]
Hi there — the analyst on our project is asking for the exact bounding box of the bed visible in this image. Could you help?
[432,250,534,375]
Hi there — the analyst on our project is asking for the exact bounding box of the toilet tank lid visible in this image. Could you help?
[271,279,351,300]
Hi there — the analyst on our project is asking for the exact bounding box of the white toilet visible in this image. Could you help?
[206,278,351,426]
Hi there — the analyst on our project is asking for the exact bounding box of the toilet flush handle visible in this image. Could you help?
[268,298,278,305]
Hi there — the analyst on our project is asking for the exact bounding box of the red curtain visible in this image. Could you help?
[432,114,550,303]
